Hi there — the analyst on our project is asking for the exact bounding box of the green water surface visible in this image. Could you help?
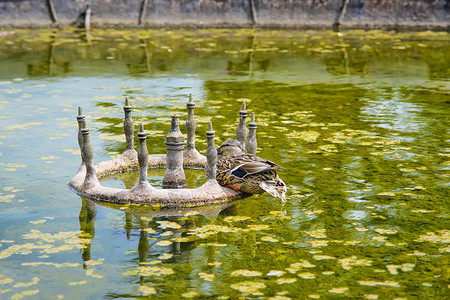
[0,28,449,299]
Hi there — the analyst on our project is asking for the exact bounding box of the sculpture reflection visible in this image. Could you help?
[78,197,96,263]
[77,196,236,267]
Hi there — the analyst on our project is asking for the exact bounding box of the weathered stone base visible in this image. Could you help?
[68,140,245,207]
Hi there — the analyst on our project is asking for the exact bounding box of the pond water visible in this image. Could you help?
[0,28,449,299]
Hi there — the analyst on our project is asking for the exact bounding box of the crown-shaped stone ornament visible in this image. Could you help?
[69,96,258,207]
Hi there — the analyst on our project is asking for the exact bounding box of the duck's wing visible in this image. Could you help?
[245,154,284,170]
[229,161,277,178]
[229,154,283,178]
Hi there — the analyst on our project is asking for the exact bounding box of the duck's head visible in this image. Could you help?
[217,139,245,157]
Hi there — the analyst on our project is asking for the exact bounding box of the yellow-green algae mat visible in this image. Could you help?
[0,28,449,299]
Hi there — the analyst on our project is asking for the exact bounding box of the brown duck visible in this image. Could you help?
[216,139,287,202]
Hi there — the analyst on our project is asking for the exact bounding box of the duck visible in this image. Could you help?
[216,139,287,202]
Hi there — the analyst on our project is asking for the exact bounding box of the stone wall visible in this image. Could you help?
[0,0,448,29]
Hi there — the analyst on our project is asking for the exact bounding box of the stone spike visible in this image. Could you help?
[246,112,257,155]
[123,97,134,151]
[236,101,248,151]
[77,107,85,125]
[77,107,86,165]
[81,126,100,189]
[162,115,187,189]
[137,122,149,183]
[169,114,180,132]
[186,94,196,149]
[77,107,85,123]
[205,121,217,180]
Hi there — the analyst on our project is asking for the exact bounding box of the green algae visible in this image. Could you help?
[0,28,449,299]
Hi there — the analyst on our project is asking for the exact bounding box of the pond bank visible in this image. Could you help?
[1,0,448,29]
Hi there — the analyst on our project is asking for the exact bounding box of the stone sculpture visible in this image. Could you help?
[69,95,257,207]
